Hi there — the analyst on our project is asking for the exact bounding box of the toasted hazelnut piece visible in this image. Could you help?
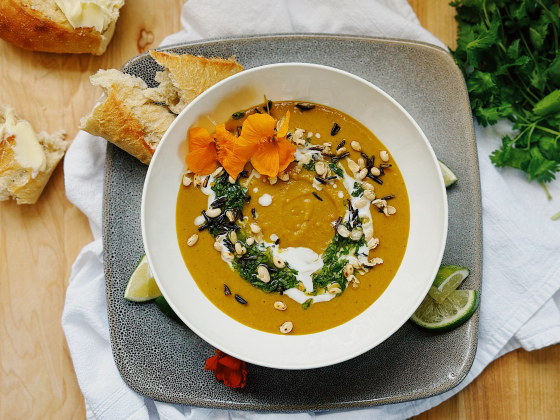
[363,189,376,201]
[343,263,354,277]
[228,176,236,184]
[380,151,389,162]
[328,283,342,295]
[206,208,221,218]
[362,182,375,191]
[336,147,347,155]
[280,321,293,334]
[269,176,278,185]
[350,228,363,241]
[357,157,366,170]
[279,171,290,181]
[211,167,224,178]
[214,242,223,252]
[222,251,234,261]
[273,256,285,268]
[246,237,255,245]
[274,301,287,311]
[367,237,380,249]
[315,161,327,176]
[182,175,192,186]
[337,224,350,238]
[347,158,360,173]
[350,141,362,151]
[370,167,381,176]
[250,223,261,233]
[354,197,368,208]
[226,210,235,222]
[299,153,312,165]
[357,168,368,180]
[235,242,246,255]
[193,175,203,188]
[187,234,198,246]
[229,230,237,243]
[257,265,270,283]
[385,205,397,216]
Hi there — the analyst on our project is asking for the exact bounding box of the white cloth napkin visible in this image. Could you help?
[62,1,560,419]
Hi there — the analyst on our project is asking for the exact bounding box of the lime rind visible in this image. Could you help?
[411,290,479,332]
[430,265,470,304]
[124,255,162,302]
[438,160,458,188]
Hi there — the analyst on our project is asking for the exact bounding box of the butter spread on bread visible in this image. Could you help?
[54,0,123,32]
[80,69,176,165]
[146,51,244,114]
[0,104,67,204]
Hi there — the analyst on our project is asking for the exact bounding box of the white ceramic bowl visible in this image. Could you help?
[142,63,447,370]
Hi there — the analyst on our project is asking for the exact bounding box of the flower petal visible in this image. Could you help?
[215,124,236,160]
[251,140,280,177]
[277,110,290,139]
[222,367,246,389]
[219,355,243,370]
[225,134,259,179]
[241,113,276,145]
[204,354,220,371]
[277,136,297,172]
[185,127,218,174]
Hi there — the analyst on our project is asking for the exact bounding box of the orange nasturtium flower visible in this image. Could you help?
[205,349,248,388]
[185,111,296,179]
[227,111,296,178]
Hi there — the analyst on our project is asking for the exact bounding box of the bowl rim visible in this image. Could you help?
[141,62,448,369]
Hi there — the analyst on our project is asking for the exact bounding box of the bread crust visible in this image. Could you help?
[0,0,109,55]
[82,85,155,165]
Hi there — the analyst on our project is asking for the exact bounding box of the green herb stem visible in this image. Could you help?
[540,182,552,200]
[552,210,560,221]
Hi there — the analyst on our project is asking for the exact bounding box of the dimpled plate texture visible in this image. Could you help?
[104,34,482,411]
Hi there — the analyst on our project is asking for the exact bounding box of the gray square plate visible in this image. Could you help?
[104,34,482,411]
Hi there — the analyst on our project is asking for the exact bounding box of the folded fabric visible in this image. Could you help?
[62,1,560,419]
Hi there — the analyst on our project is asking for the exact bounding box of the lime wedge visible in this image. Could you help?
[124,255,162,302]
[429,265,470,304]
[411,290,479,331]
[438,160,458,187]
[155,296,183,323]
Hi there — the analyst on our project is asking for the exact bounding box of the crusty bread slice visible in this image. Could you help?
[0,0,123,55]
[80,69,176,165]
[146,51,244,114]
[0,104,67,205]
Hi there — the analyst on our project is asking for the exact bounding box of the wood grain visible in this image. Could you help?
[0,1,186,419]
[0,0,558,419]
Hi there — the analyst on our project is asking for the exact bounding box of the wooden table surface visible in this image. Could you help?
[1,1,558,419]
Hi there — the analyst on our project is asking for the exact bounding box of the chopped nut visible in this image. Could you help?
[347,255,361,268]
[222,251,234,261]
[273,256,285,268]
[350,141,362,151]
[292,128,306,146]
[354,197,368,208]
[344,263,354,277]
[350,227,363,241]
[363,189,376,201]
[336,147,347,155]
[372,199,387,209]
[206,208,221,218]
[370,167,381,176]
[274,301,287,311]
[250,223,261,234]
[211,167,224,178]
[299,153,312,165]
[279,171,290,181]
[269,176,278,185]
[280,321,293,334]
[229,231,237,243]
[328,284,342,295]
[315,161,327,176]
[235,242,246,255]
[347,158,360,173]
[182,175,192,186]
[385,205,397,216]
[228,176,236,184]
[362,182,375,191]
[213,242,223,252]
[226,210,235,222]
[337,224,350,238]
[380,151,389,162]
[193,175,203,188]
[257,265,270,283]
[357,168,368,180]
[187,234,198,246]
[357,157,366,170]
[297,282,304,291]
[246,237,255,245]
[367,237,380,249]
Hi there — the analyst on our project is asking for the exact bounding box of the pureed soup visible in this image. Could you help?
[176,101,410,335]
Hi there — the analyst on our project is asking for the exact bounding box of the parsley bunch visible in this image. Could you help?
[450,0,560,208]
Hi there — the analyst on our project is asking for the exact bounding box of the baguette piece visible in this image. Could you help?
[146,51,244,114]
[0,0,123,55]
[0,104,67,204]
[80,69,176,165]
